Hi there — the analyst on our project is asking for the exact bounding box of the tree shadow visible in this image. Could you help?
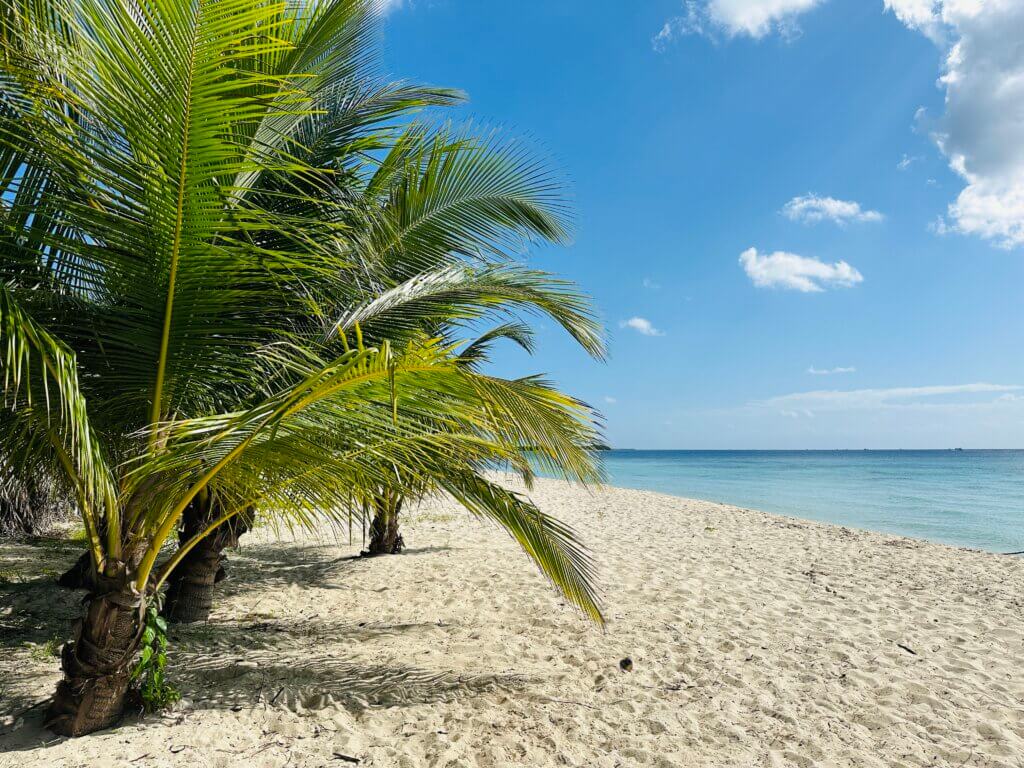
[175,651,527,712]
[0,537,526,753]
[0,540,83,744]
[212,539,453,600]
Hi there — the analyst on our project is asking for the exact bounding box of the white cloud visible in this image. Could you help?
[884,0,945,42]
[897,1,1024,248]
[756,382,1022,413]
[808,366,856,375]
[378,0,404,15]
[604,396,618,405]
[654,0,826,46]
[642,277,661,290]
[655,2,1024,247]
[897,153,919,170]
[782,194,884,225]
[619,317,665,336]
[739,247,863,292]
[652,3,708,49]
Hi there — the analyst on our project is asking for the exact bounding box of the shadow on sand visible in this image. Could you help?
[0,537,520,753]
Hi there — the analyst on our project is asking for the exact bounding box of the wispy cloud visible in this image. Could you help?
[603,396,618,405]
[653,0,826,48]
[653,3,709,50]
[378,0,404,15]
[884,0,946,44]
[642,277,661,290]
[619,317,665,336]
[740,247,863,292]
[658,2,1024,249]
[897,153,919,171]
[755,383,1023,414]
[808,366,856,375]
[782,194,883,225]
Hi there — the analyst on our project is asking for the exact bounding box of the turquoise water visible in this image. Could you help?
[597,450,1024,553]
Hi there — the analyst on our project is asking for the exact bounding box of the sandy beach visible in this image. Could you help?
[2,477,1023,767]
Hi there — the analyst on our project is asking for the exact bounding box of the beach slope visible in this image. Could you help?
[2,477,1022,767]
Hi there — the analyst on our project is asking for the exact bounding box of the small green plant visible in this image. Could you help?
[130,599,180,713]
[28,635,62,661]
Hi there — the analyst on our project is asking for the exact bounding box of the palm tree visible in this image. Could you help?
[362,322,541,556]
[159,102,608,617]
[281,118,608,559]
[0,0,605,736]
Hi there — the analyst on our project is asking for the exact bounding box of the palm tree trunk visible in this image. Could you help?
[46,575,144,737]
[163,499,251,624]
[60,536,144,591]
[367,495,404,555]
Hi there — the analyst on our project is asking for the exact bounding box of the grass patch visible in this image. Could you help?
[27,635,62,662]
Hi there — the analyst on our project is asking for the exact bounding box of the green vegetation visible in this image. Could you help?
[27,636,62,662]
[130,601,181,714]
[0,0,605,737]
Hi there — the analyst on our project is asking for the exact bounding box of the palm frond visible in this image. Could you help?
[457,321,536,369]
[443,471,603,623]
[0,284,113,562]
[333,263,606,359]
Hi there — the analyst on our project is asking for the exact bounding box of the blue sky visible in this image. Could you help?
[381,0,1024,449]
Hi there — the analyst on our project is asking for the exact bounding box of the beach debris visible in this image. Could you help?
[619,657,634,672]
[333,753,361,763]
[896,643,918,656]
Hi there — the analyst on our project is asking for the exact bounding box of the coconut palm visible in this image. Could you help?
[273,117,607,558]
[361,322,540,556]
[159,108,608,617]
[0,0,605,737]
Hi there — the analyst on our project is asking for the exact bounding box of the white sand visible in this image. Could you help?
[2,477,1023,767]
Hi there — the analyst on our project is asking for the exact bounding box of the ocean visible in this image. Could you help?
[596,450,1024,553]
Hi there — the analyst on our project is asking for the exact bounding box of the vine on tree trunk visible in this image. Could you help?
[129,597,179,713]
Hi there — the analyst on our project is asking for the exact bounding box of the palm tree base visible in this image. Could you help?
[163,504,251,624]
[366,510,404,555]
[163,575,216,623]
[46,586,143,737]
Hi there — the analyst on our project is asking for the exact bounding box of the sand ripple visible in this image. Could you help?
[2,478,1022,766]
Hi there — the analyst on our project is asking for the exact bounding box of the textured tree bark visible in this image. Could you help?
[367,496,404,555]
[59,542,145,592]
[46,569,144,737]
[162,500,251,624]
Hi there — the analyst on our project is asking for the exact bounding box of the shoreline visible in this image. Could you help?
[3,475,1023,766]
[567,478,1016,558]
[588,449,1024,555]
